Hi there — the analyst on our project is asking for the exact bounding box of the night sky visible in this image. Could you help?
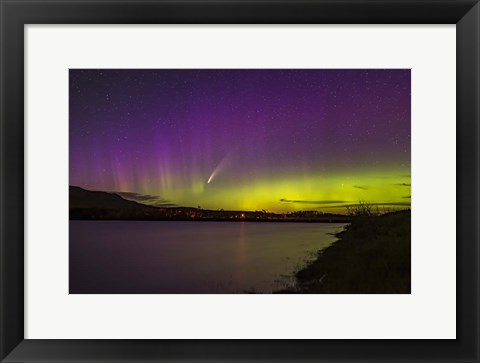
[69,69,411,213]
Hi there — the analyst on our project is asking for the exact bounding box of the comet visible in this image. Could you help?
[207,153,231,184]
[207,170,217,184]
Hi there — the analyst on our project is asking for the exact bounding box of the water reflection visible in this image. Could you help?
[69,221,346,294]
[234,222,247,290]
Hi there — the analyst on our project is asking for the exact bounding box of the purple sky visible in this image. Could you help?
[69,69,410,212]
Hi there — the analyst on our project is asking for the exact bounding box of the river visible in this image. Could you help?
[69,221,346,293]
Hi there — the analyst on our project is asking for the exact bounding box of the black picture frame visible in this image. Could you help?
[1,0,479,362]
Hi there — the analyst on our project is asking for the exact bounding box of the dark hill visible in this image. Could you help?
[69,186,156,211]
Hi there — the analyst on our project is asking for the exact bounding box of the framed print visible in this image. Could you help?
[1,0,479,362]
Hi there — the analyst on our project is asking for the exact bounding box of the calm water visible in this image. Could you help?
[70,221,346,294]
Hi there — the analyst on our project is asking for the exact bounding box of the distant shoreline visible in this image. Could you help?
[69,185,352,223]
[69,216,351,223]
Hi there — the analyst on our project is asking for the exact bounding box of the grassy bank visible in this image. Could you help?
[280,210,411,294]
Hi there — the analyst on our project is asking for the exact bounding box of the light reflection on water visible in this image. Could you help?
[70,221,346,294]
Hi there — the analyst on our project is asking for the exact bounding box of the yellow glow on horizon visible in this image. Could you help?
[152,166,411,214]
